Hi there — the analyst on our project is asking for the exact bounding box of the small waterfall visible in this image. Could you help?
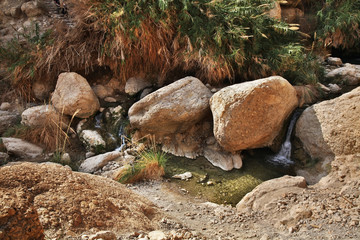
[268,110,301,166]
[94,112,103,129]
[115,125,126,152]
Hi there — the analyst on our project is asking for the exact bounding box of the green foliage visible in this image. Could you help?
[2,124,28,138]
[316,0,360,49]
[118,148,167,184]
[40,0,321,85]
[266,44,325,85]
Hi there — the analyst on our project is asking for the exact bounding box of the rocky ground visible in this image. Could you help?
[122,154,360,240]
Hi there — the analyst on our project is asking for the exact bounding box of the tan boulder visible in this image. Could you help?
[236,175,307,213]
[21,105,69,130]
[129,76,212,137]
[51,72,100,118]
[295,87,360,162]
[210,76,298,152]
[0,162,162,238]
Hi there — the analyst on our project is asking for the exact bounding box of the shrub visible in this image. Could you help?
[316,0,360,49]
[0,23,53,100]
[117,148,167,183]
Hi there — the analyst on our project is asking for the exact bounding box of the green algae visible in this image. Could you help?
[165,150,294,206]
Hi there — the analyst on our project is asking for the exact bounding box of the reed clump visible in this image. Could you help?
[1,0,326,94]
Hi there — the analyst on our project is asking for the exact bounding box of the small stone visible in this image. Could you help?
[0,102,11,111]
[327,57,343,66]
[61,153,71,163]
[104,97,117,103]
[172,172,193,180]
[206,181,214,186]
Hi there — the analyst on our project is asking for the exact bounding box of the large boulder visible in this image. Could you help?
[51,72,100,118]
[129,77,212,137]
[210,76,298,152]
[21,105,69,130]
[236,175,307,213]
[295,87,360,162]
[0,162,163,239]
[1,137,44,159]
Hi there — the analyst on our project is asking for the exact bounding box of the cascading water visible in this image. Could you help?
[115,125,126,152]
[267,110,302,166]
[94,112,103,128]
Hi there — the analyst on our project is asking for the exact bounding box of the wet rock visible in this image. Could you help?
[129,76,212,137]
[52,72,100,118]
[21,1,43,17]
[236,175,307,213]
[21,105,69,130]
[2,137,44,159]
[172,172,193,180]
[0,110,20,135]
[210,76,298,152]
[325,64,360,85]
[79,130,106,153]
[79,151,122,173]
[125,77,152,96]
[203,141,242,171]
[295,87,360,162]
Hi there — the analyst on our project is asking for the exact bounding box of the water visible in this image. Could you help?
[115,125,126,152]
[165,152,294,206]
[267,110,302,166]
[94,112,103,129]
